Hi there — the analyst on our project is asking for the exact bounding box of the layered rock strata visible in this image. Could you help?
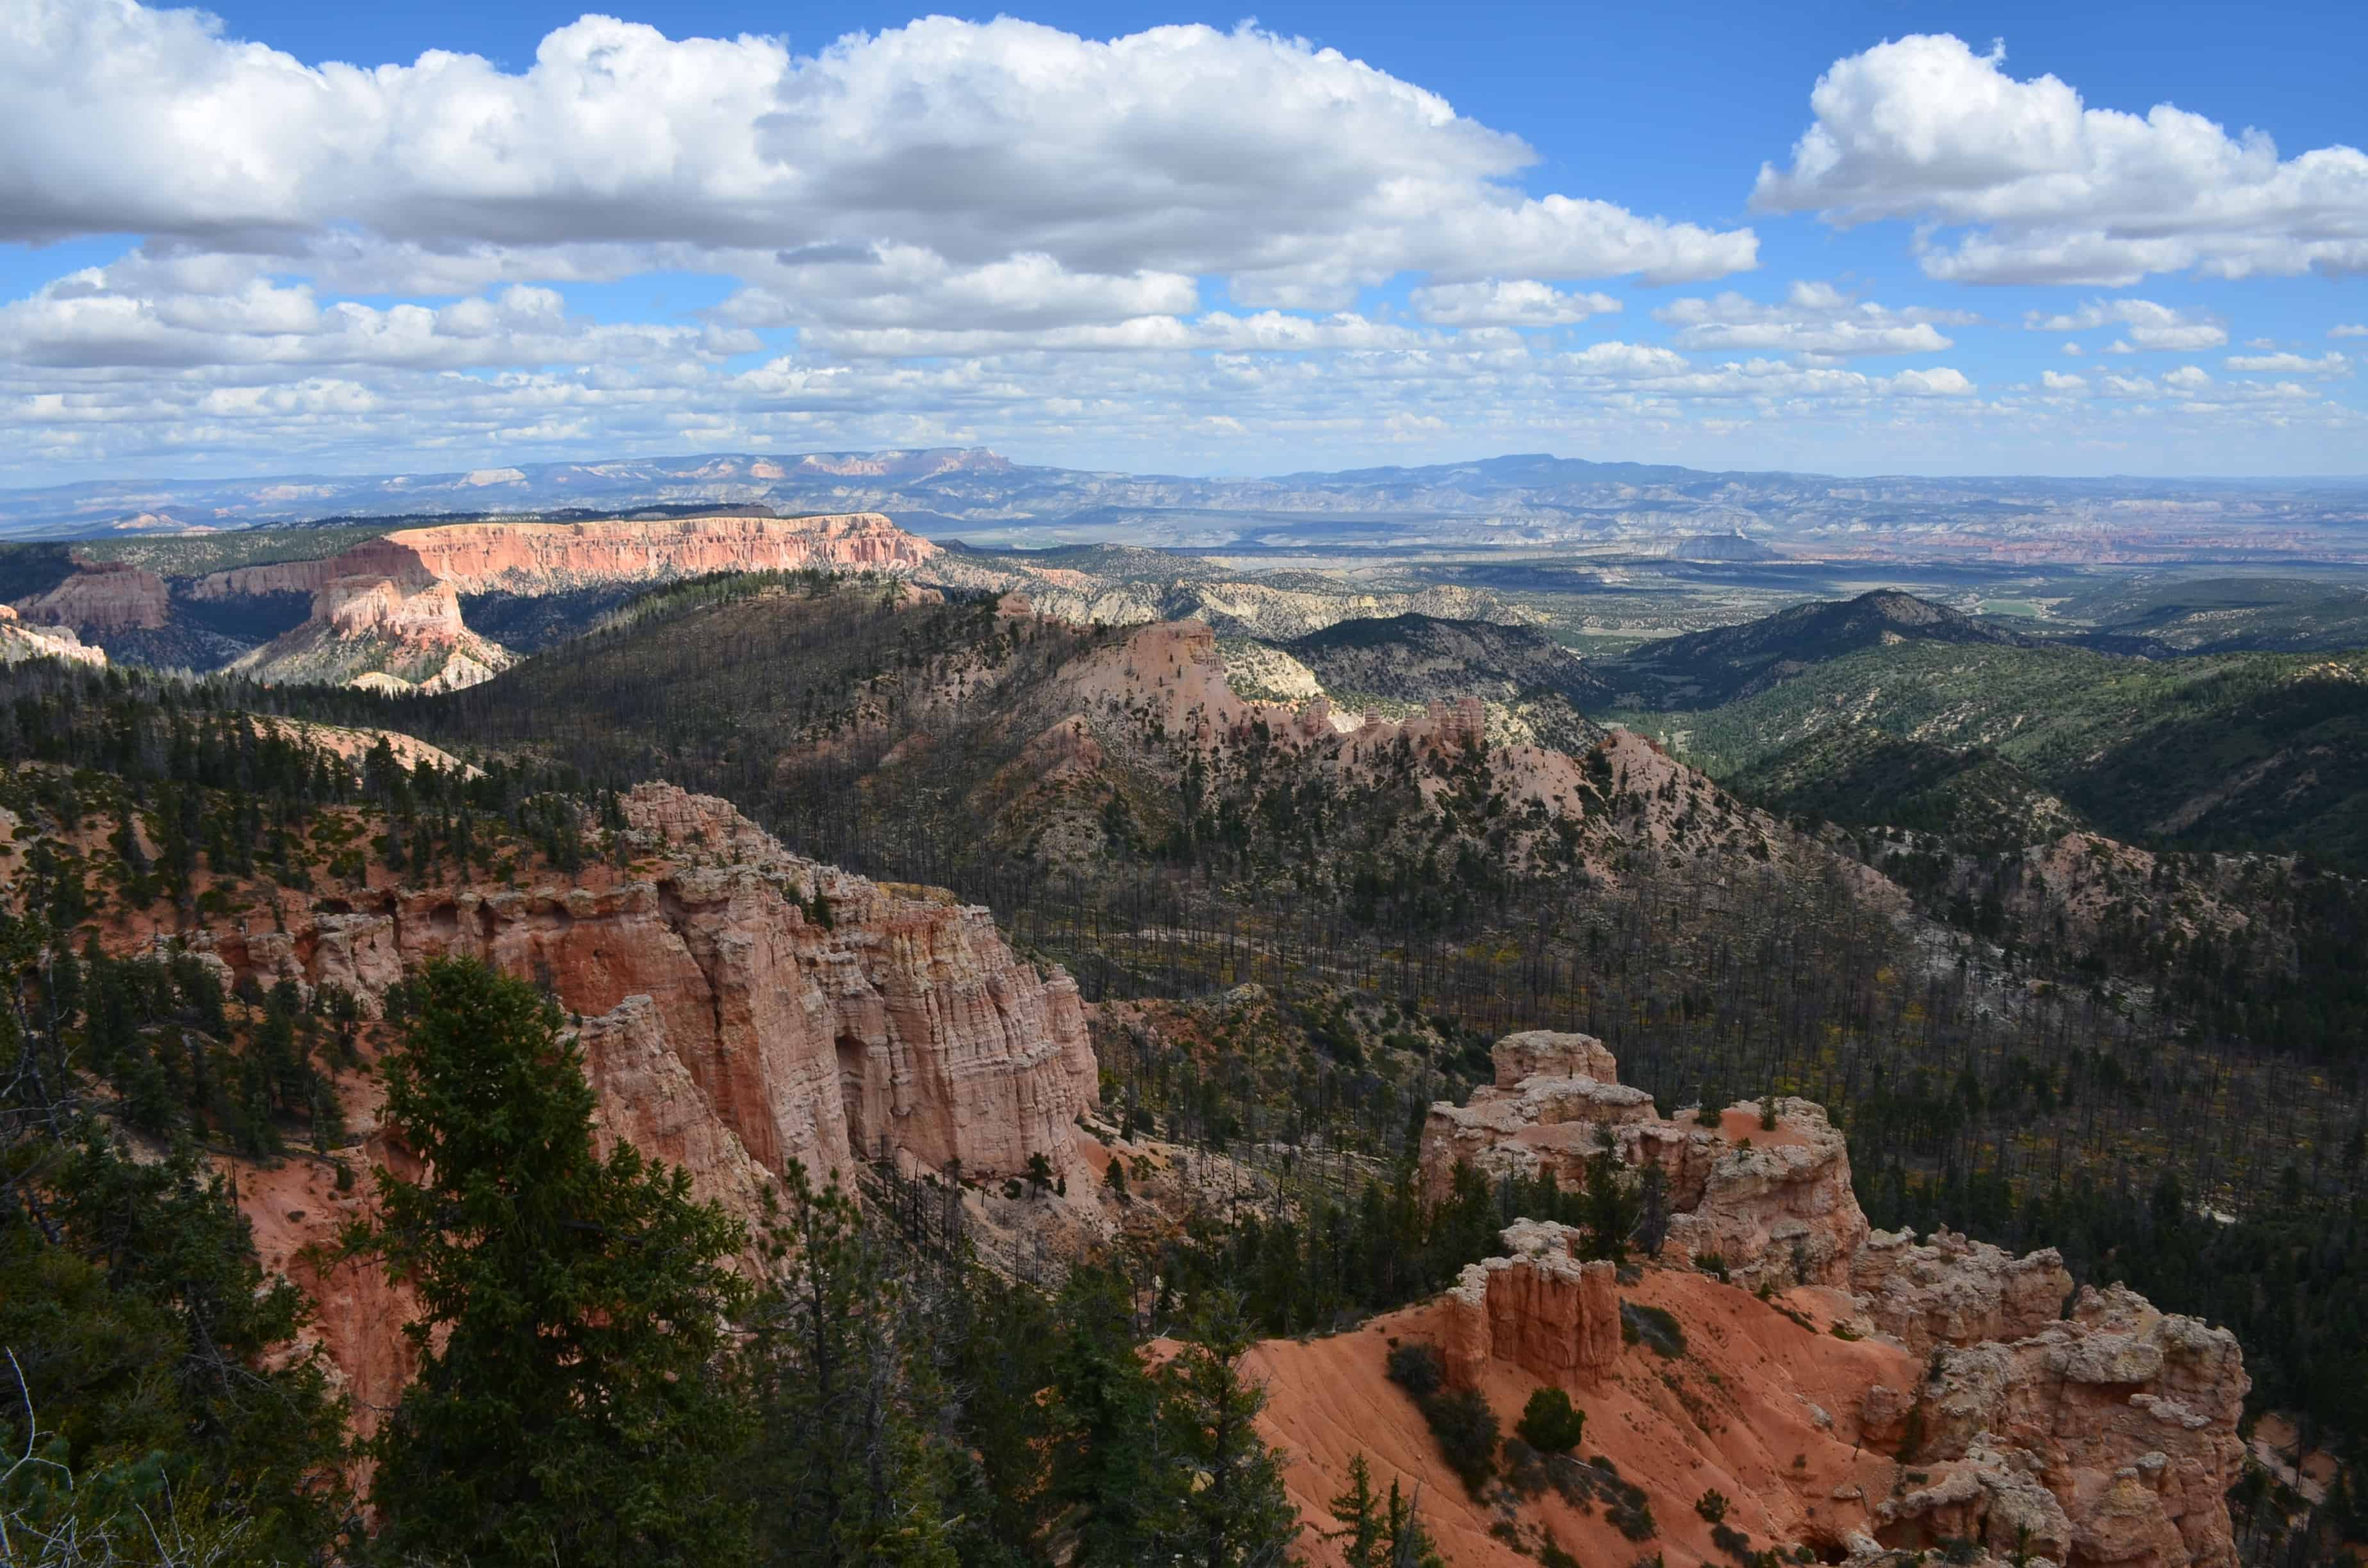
[176,783,1096,1192]
[1442,1218,1621,1389]
[0,603,107,667]
[216,513,935,689]
[193,513,935,600]
[13,561,170,632]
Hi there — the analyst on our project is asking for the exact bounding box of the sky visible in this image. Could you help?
[2,0,2364,484]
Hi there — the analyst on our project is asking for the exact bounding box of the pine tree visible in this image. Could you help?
[1328,1453,1385,1568]
[1046,1263,1176,1563]
[734,1159,958,1568]
[349,957,753,1567]
[1156,1295,1303,1568]
[1381,1480,1445,1568]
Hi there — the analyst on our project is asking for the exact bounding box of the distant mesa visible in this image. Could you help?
[51,510,943,691]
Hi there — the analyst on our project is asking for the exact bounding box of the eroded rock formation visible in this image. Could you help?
[0,603,107,667]
[1442,1218,1621,1389]
[1419,1032,1867,1288]
[181,782,1095,1193]
[1852,1227,2075,1354]
[1382,1032,2249,1568]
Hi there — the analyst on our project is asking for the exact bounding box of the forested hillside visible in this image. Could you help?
[6,571,2368,1562]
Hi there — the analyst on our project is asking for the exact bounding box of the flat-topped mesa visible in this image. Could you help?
[13,561,170,632]
[190,513,936,601]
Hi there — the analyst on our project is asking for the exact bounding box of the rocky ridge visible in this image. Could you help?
[192,513,933,601]
[0,601,106,667]
[1367,1031,2247,1568]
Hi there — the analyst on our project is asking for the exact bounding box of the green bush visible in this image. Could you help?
[1516,1387,1587,1454]
[1418,1387,1500,1497]
[1386,1341,1445,1400]
[1620,1300,1688,1358]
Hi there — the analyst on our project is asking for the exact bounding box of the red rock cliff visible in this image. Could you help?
[174,783,1097,1424]
[192,783,1094,1193]
[14,561,170,631]
[192,513,937,600]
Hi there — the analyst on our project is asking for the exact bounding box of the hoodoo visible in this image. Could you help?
[1250,1031,2253,1568]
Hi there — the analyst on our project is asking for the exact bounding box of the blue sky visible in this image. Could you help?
[1,0,2362,482]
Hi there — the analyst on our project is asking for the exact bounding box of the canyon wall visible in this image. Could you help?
[185,782,1095,1195]
[0,603,107,667]
[13,560,170,632]
[211,512,937,689]
[136,781,1096,1426]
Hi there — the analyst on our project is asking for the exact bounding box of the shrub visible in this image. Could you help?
[1711,1521,1754,1562]
[1420,1387,1501,1497]
[1696,1489,1730,1524]
[1620,1300,1688,1359]
[1517,1387,1587,1454]
[1386,1341,1446,1400]
[1609,1492,1657,1541]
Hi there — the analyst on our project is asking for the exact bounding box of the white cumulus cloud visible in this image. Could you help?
[1656,281,1972,359]
[0,3,1755,304]
[1408,280,1620,327]
[2224,350,2350,375]
[2028,300,2226,351]
[1884,366,1976,396]
[1753,33,2368,284]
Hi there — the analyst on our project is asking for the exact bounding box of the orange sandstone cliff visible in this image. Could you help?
[215,513,937,690]
[169,782,1096,1417]
[1267,1033,2248,1568]
[193,513,935,601]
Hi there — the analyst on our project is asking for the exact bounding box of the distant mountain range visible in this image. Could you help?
[6,448,2366,564]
